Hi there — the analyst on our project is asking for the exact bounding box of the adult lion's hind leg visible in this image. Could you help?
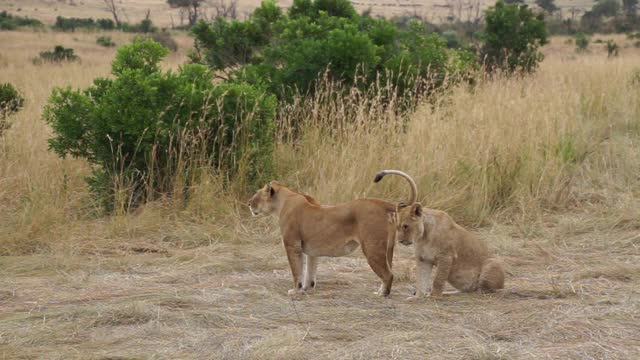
[303,254,319,292]
[479,258,505,292]
[362,243,394,297]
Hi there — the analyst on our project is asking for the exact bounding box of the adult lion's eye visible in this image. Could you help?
[402,224,409,231]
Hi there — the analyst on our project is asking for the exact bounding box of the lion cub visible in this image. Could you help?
[375,170,505,298]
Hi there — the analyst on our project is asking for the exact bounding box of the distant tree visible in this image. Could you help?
[535,0,559,15]
[167,0,204,26]
[504,0,524,4]
[481,1,548,73]
[102,0,121,26]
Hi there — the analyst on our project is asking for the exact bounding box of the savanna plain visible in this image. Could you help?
[1,15,640,360]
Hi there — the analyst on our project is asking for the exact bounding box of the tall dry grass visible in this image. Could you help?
[275,55,640,225]
[1,30,639,255]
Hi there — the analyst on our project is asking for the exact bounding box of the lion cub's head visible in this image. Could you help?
[248,181,282,216]
[392,203,425,246]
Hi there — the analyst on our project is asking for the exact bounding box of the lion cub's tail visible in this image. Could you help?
[373,170,418,205]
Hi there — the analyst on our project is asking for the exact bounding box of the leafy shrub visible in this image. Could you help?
[119,19,157,33]
[193,0,471,106]
[43,40,276,210]
[35,46,79,64]
[0,11,43,30]
[97,36,116,47]
[481,1,548,73]
[0,83,24,136]
[606,39,619,57]
[575,32,589,52]
[54,16,115,31]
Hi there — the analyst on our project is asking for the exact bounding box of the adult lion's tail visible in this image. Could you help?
[373,170,418,205]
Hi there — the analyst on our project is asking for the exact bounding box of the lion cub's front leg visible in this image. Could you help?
[430,255,453,297]
[407,259,433,300]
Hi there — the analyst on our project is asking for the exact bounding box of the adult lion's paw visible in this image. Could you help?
[288,288,306,296]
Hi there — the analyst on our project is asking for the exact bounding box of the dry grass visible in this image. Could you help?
[1,28,640,358]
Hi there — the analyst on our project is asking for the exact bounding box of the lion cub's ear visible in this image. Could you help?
[412,203,423,217]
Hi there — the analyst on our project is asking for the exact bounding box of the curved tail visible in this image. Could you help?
[373,170,417,205]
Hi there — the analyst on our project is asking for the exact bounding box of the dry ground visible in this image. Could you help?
[1,26,640,359]
[1,214,639,359]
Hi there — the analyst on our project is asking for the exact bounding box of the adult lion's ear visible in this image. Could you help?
[268,181,281,197]
[387,211,397,224]
[412,203,422,217]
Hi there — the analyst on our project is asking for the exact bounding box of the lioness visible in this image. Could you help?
[374,170,505,298]
[248,180,409,296]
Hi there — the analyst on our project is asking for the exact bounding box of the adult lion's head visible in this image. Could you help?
[248,181,282,216]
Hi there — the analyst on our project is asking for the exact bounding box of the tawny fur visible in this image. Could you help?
[375,170,505,298]
[248,181,397,296]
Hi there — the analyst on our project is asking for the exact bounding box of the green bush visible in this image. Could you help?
[575,32,589,52]
[35,46,79,64]
[43,40,276,210]
[97,36,116,47]
[119,19,157,33]
[53,16,115,31]
[0,11,43,30]
[481,1,548,73]
[0,83,24,136]
[193,0,469,105]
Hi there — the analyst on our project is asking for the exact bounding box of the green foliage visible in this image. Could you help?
[575,32,589,52]
[97,36,116,47]
[53,16,115,31]
[481,1,548,73]
[53,15,155,33]
[0,83,24,136]
[0,11,43,30]
[119,19,157,33]
[43,40,276,210]
[35,46,79,64]
[193,0,466,105]
[289,0,356,19]
[606,39,619,57]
